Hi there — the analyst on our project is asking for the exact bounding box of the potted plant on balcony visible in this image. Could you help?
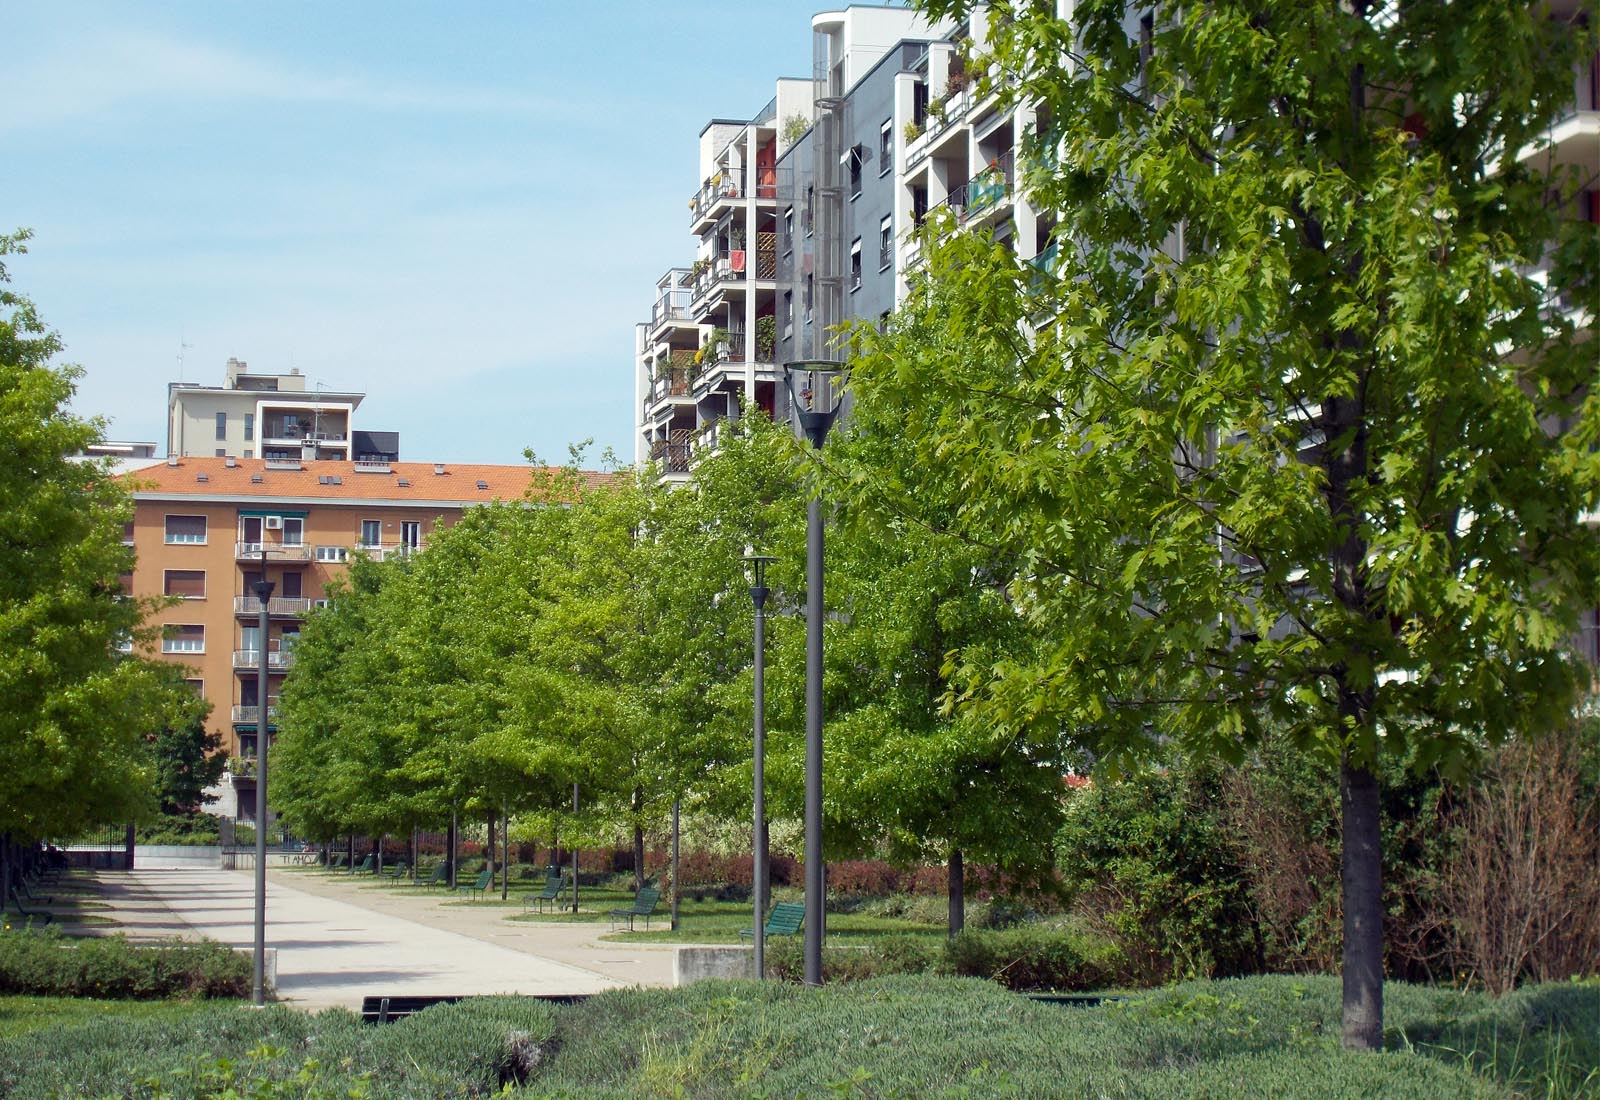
[756,314,777,362]
[695,328,729,368]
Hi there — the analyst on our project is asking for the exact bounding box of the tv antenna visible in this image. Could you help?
[177,331,193,382]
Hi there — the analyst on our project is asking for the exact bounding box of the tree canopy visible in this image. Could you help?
[847,0,1599,1049]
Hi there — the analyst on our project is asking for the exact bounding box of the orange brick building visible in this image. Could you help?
[121,455,605,819]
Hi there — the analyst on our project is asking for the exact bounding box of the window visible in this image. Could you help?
[240,624,260,654]
[244,450,253,459]
[185,678,204,696]
[280,571,302,598]
[782,291,794,336]
[164,514,207,544]
[112,630,134,654]
[879,214,894,269]
[163,569,206,599]
[121,522,135,546]
[243,413,254,442]
[162,625,204,654]
[803,273,814,323]
[849,238,863,291]
[782,206,794,252]
[281,517,304,547]
[879,119,893,170]
[400,521,421,550]
[359,519,381,548]
[804,185,815,234]
[315,545,349,563]
[215,412,227,440]
[1139,13,1155,92]
[847,145,863,197]
[215,448,227,457]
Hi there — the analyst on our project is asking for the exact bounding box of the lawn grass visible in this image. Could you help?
[0,994,211,1039]
[500,889,946,944]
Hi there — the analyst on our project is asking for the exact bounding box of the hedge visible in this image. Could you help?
[0,930,249,999]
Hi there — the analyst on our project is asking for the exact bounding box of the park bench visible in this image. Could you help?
[740,901,805,942]
[418,861,451,888]
[455,868,493,900]
[360,992,590,1024]
[351,854,374,875]
[5,888,53,926]
[325,853,348,871]
[15,877,53,906]
[523,872,569,914]
[608,885,661,931]
[380,861,408,882]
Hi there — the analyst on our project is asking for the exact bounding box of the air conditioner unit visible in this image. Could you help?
[264,516,283,530]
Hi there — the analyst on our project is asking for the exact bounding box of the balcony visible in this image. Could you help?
[649,433,692,476]
[690,244,780,312]
[233,596,311,618]
[235,541,313,562]
[691,173,744,229]
[233,650,296,671]
[644,364,695,419]
[967,152,1015,222]
[691,417,743,461]
[231,705,279,725]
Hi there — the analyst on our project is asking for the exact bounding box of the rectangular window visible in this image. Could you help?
[215,448,227,457]
[803,273,814,322]
[400,521,421,550]
[879,214,894,269]
[164,514,207,544]
[185,678,204,696]
[240,624,260,653]
[162,624,205,654]
[243,449,253,459]
[359,519,381,548]
[848,144,863,197]
[804,185,815,234]
[782,291,794,335]
[281,517,304,547]
[280,571,302,598]
[215,412,227,441]
[850,238,863,291]
[122,521,135,546]
[315,545,349,563]
[879,119,893,169]
[243,413,254,442]
[163,569,206,598]
[782,206,794,253]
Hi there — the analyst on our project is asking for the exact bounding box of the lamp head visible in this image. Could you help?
[782,360,847,448]
[743,551,776,609]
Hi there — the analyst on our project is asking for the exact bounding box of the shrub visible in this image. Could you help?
[1056,766,1259,983]
[0,930,249,999]
[940,925,1123,992]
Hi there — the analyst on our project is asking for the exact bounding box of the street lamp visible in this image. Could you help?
[782,360,846,987]
[744,550,776,980]
[251,549,275,1007]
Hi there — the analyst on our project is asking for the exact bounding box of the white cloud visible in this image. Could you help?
[0,27,558,134]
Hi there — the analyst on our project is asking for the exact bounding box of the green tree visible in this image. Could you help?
[149,676,224,815]
[856,0,1599,1049]
[0,230,173,859]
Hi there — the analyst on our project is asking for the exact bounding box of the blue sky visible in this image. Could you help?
[1,1,836,466]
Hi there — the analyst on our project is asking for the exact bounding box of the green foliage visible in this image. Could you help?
[135,813,222,847]
[1054,768,1258,983]
[148,678,224,815]
[522,975,1567,1098]
[0,995,557,1100]
[0,230,188,840]
[0,930,249,999]
[941,925,1125,992]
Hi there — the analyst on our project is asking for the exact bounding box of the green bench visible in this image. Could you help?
[456,868,493,900]
[325,853,348,871]
[380,861,408,882]
[6,887,53,927]
[523,872,569,914]
[351,854,374,875]
[740,901,804,941]
[608,886,661,931]
[418,861,451,888]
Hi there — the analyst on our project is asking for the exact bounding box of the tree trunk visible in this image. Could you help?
[487,810,497,878]
[373,834,383,875]
[670,798,681,931]
[948,848,965,937]
[632,817,646,895]
[1341,755,1384,1051]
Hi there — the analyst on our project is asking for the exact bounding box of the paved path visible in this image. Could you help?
[98,867,678,1010]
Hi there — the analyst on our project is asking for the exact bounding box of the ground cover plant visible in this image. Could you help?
[0,995,558,1100]
[525,975,1599,1099]
[0,977,1591,1098]
[0,929,249,999]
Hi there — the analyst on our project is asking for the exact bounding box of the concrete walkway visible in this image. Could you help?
[96,867,677,1011]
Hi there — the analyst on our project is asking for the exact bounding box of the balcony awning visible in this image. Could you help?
[237,509,308,518]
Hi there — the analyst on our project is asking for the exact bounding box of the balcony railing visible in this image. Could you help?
[647,366,693,406]
[233,596,312,617]
[692,418,743,458]
[649,433,691,475]
[235,542,313,562]
[233,650,296,670]
[231,705,279,725]
[691,174,744,223]
[968,152,1014,214]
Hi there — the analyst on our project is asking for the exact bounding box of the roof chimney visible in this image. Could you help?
[166,455,179,467]
[433,463,446,475]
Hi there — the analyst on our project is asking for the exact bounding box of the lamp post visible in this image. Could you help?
[251,549,275,1007]
[744,551,776,980]
[782,360,846,987]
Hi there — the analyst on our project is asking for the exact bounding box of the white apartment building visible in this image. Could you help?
[167,358,399,466]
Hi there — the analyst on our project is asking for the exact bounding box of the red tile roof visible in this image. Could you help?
[121,457,610,504]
